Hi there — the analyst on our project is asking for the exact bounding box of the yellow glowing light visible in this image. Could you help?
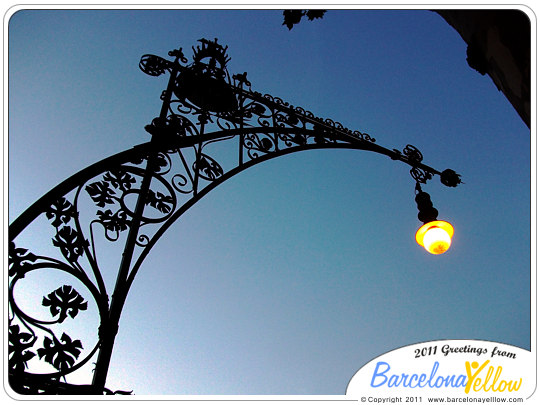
[415,220,454,255]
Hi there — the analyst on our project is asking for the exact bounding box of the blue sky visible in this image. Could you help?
[7,7,532,395]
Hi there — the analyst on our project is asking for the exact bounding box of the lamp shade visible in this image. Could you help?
[415,220,454,254]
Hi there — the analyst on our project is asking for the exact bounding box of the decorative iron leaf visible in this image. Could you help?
[103,170,136,192]
[46,198,76,228]
[96,209,130,232]
[37,333,83,372]
[52,226,88,262]
[8,324,36,374]
[193,153,224,181]
[146,190,174,214]
[86,180,116,207]
[42,285,88,323]
[8,242,37,279]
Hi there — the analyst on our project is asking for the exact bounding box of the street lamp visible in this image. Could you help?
[8,38,461,394]
[413,173,460,255]
[416,220,454,254]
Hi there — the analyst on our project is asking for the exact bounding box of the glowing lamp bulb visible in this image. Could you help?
[415,220,454,255]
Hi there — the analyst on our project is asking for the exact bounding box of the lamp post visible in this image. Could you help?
[8,38,461,395]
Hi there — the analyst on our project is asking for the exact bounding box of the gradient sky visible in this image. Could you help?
[7,7,533,395]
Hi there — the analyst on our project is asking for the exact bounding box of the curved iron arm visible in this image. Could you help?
[8,39,461,394]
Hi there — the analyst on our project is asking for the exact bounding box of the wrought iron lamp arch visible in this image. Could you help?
[8,38,461,395]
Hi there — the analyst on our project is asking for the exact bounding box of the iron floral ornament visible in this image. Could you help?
[8,38,460,395]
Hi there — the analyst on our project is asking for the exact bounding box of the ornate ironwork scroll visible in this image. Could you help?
[8,38,460,395]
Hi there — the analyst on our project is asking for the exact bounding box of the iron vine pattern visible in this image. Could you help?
[8,39,460,394]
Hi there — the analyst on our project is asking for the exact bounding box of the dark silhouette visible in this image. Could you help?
[282,10,326,30]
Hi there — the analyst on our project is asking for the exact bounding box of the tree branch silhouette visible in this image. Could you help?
[282,10,326,30]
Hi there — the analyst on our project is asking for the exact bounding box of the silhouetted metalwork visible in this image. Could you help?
[8,38,461,394]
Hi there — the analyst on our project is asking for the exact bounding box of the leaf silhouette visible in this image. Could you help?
[8,324,36,373]
[97,209,130,232]
[103,170,136,192]
[86,180,116,207]
[52,226,89,262]
[37,333,83,372]
[8,242,37,279]
[146,190,174,214]
[193,154,224,181]
[42,285,88,323]
[46,198,76,227]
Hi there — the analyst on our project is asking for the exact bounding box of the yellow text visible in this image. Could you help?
[464,360,522,394]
